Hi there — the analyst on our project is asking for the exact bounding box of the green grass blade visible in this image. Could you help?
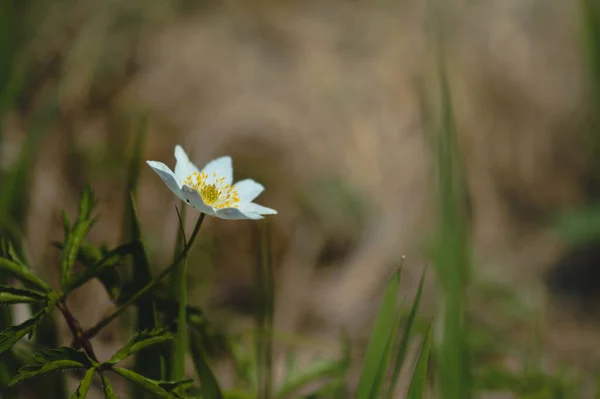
[120,111,160,393]
[581,0,600,192]
[190,329,224,399]
[171,207,188,381]
[355,269,401,398]
[388,269,426,396]
[255,221,275,399]
[276,355,348,399]
[407,325,432,399]
[428,20,472,399]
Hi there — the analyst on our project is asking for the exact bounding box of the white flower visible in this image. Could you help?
[147,145,277,220]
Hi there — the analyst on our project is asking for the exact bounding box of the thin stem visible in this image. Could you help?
[59,301,98,361]
[81,212,206,341]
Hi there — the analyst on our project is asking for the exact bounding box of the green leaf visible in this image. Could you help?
[70,367,96,399]
[63,241,139,294]
[101,372,117,399]
[10,347,93,385]
[0,285,47,305]
[190,330,223,399]
[0,257,50,292]
[53,241,123,301]
[0,309,47,354]
[59,187,98,290]
[407,325,433,399]
[355,269,401,399]
[111,367,191,399]
[388,269,426,396]
[107,327,174,365]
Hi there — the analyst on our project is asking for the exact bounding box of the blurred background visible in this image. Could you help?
[2,0,600,397]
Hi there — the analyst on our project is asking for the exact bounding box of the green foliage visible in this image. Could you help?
[101,373,118,399]
[388,270,426,396]
[190,330,224,399]
[355,269,401,399]
[70,367,96,399]
[0,285,47,305]
[60,187,98,291]
[10,347,95,386]
[112,367,193,399]
[255,221,275,399]
[52,240,125,301]
[171,207,189,381]
[0,243,50,292]
[407,325,432,399]
[106,327,175,365]
[0,291,57,354]
[426,20,472,399]
[63,241,140,295]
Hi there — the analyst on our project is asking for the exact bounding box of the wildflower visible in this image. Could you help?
[147,145,277,220]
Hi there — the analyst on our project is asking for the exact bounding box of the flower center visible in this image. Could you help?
[200,183,219,205]
[183,171,240,209]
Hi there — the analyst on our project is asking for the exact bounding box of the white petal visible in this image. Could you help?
[181,186,216,216]
[201,156,233,185]
[147,161,185,201]
[239,202,277,215]
[214,207,264,220]
[174,145,200,182]
[234,179,264,202]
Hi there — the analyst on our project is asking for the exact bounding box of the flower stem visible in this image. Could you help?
[80,212,206,341]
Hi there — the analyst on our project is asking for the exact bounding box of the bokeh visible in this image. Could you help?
[2,0,600,398]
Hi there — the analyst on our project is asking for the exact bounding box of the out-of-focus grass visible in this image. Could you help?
[426,20,472,399]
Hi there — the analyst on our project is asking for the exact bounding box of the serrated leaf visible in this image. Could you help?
[10,347,93,386]
[407,325,432,399]
[32,346,95,365]
[190,330,223,399]
[355,269,401,399]
[64,241,138,294]
[53,241,123,301]
[101,372,118,399]
[0,257,50,292]
[0,309,46,354]
[112,367,190,399]
[60,187,98,290]
[107,327,174,365]
[70,367,96,399]
[0,285,47,305]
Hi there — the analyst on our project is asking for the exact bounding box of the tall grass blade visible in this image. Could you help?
[355,269,401,398]
[171,207,188,381]
[428,19,472,399]
[388,269,426,396]
[255,220,275,399]
[190,329,224,399]
[581,0,600,193]
[407,324,432,399]
[120,114,163,395]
